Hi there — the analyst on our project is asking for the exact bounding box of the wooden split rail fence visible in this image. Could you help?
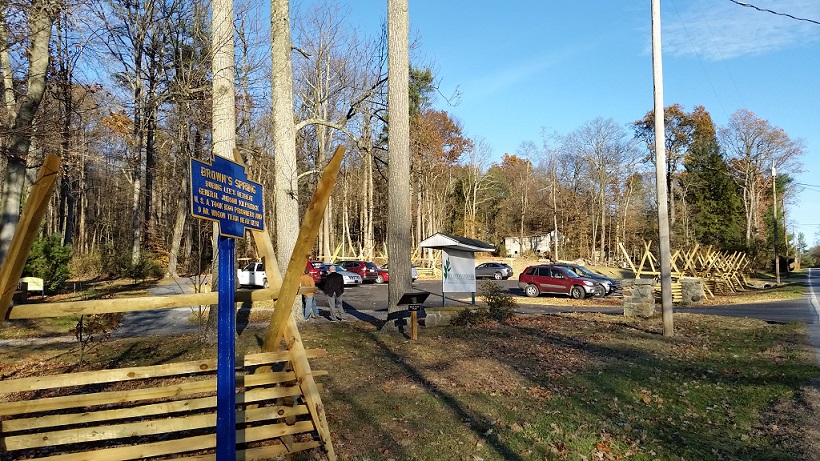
[0,148,347,460]
[0,349,327,460]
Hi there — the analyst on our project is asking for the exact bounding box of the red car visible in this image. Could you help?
[517,264,603,299]
[339,260,379,283]
[375,267,389,284]
[306,260,327,283]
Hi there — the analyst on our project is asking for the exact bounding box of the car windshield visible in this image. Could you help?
[573,266,596,277]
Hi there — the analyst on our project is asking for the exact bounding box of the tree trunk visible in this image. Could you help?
[271,0,299,272]
[167,179,188,278]
[206,0,237,343]
[599,186,606,265]
[0,0,57,264]
[386,0,411,318]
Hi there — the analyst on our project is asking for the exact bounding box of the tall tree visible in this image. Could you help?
[722,109,803,248]
[682,107,743,250]
[570,118,635,264]
[0,0,59,264]
[634,104,697,230]
[386,0,411,318]
[271,0,299,272]
[460,138,494,239]
[410,109,471,248]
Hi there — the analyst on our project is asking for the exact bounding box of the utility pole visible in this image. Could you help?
[651,0,674,337]
[772,161,780,285]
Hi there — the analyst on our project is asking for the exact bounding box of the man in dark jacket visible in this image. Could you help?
[323,265,346,320]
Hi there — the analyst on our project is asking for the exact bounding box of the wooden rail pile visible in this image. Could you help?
[618,241,750,302]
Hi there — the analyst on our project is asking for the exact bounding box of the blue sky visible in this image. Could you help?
[302,0,820,245]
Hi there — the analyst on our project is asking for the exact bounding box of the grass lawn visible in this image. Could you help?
[2,307,819,460]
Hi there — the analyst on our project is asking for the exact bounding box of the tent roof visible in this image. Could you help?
[419,233,495,253]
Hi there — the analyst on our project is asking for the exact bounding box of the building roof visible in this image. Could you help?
[419,233,495,253]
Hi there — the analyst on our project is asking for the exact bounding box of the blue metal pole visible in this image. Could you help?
[216,235,236,460]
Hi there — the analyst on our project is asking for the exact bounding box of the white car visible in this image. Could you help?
[237,261,268,288]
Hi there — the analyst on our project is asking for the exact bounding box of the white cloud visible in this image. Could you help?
[662,0,820,60]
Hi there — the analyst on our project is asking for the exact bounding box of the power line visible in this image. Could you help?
[795,182,820,193]
[727,1,820,25]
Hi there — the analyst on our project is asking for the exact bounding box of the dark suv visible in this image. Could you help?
[339,260,380,283]
[552,263,621,296]
[517,264,603,299]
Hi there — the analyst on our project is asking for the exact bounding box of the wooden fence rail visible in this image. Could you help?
[0,350,327,460]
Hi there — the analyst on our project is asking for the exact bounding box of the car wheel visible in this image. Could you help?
[594,285,605,298]
[524,284,540,297]
[570,286,584,299]
[493,271,503,280]
[263,279,269,289]
[376,274,385,284]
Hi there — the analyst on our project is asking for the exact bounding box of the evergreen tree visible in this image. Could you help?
[683,108,744,251]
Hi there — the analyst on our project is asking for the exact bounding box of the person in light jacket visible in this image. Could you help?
[300,268,319,320]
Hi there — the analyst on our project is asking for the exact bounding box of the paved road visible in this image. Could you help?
[113,277,206,338]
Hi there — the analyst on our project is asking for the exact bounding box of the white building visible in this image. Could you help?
[503,231,561,257]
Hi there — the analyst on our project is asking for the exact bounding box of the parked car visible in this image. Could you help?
[339,260,380,283]
[307,260,328,283]
[375,266,389,284]
[475,262,513,280]
[237,261,268,288]
[238,260,326,288]
[553,263,621,296]
[380,262,419,282]
[324,264,363,286]
[517,264,603,299]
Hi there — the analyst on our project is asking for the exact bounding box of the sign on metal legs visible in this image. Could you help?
[190,156,264,459]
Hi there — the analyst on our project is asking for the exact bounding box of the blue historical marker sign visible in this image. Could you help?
[189,155,264,460]
[190,155,264,238]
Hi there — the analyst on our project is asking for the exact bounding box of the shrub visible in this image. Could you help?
[69,250,104,280]
[24,233,71,293]
[125,253,164,282]
[452,282,517,325]
[479,281,517,322]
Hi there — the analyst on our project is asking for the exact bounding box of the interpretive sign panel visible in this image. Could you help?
[441,249,477,292]
[190,156,264,238]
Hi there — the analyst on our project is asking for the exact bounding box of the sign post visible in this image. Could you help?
[190,156,263,459]
[397,291,430,341]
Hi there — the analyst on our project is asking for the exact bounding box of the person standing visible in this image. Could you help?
[323,265,346,321]
[300,267,319,320]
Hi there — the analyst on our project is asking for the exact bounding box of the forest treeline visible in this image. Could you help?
[0,0,812,287]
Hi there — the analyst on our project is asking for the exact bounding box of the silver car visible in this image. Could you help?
[475,262,513,280]
[325,264,363,286]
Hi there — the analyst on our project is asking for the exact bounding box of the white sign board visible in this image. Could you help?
[442,249,476,292]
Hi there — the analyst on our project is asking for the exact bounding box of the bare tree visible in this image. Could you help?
[722,109,803,248]
[461,138,494,239]
[570,118,635,264]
